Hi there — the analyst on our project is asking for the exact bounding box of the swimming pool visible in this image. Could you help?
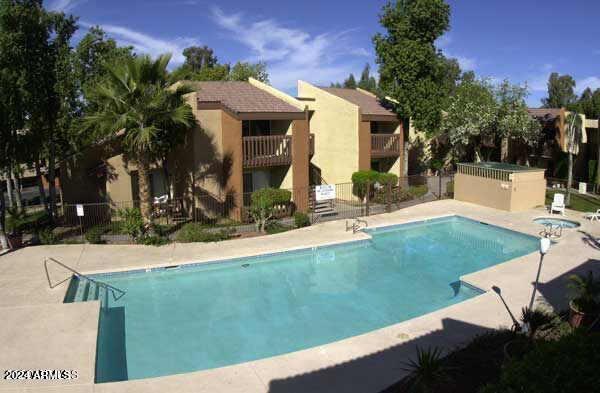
[65,215,539,382]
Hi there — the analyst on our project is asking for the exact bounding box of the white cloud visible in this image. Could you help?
[47,0,86,12]
[435,34,452,49]
[211,7,370,90]
[435,34,476,71]
[81,22,199,65]
[577,76,600,93]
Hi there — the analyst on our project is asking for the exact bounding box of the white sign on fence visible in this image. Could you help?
[76,204,84,217]
[315,184,336,201]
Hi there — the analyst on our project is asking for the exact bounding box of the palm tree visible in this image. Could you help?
[84,54,194,228]
[564,112,583,206]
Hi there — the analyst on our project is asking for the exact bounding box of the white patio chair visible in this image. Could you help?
[550,193,566,216]
[584,209,600,221]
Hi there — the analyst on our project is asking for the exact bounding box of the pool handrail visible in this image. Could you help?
[44,257,126,301]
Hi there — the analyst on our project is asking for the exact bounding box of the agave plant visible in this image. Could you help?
[520,307,555,339]
[401,346,450,392]
[568,271,600,314]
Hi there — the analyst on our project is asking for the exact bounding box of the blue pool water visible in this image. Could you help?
[65,216,539,382]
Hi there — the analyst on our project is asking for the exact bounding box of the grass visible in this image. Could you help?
[546,190,600,212]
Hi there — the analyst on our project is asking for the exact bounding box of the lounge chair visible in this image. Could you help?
[550,193,566,216]
[584,209,600,221]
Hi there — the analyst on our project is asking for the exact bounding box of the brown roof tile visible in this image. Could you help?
[322,88,396,117]
[192,81,303,114]
[527,108,562,121]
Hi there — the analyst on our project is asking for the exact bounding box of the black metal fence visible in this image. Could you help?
[50,174,454,243]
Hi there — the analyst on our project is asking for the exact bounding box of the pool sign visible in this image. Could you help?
[76,204,84,217]
[315,184,336,201]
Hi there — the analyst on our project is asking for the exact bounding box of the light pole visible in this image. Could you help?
[528,237,551,312]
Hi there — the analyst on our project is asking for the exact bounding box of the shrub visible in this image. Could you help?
[409,185,428,199]
[294,212,311,228]
[38,228,59,245]
[117,208,144,240]
[265,222,293,234]
[249,188,292,233]
[351,170,380,199]
[567,271,600,314]
[85,226,106,244]
[176,223,235,243]
[138,235,170,247]
[377,172,398,186]
[482,332,600,393]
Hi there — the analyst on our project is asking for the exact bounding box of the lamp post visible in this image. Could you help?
[528,237,551,312]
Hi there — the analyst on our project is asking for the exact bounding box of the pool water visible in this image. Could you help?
[533,217,581,228]
[65,216,539,382]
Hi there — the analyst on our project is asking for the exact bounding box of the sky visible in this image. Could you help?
[47,0,600,107]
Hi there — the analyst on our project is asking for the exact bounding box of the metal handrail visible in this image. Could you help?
[44,257,126,301]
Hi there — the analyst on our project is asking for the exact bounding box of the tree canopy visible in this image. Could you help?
[374,0,455,136]
[542,72,577,109]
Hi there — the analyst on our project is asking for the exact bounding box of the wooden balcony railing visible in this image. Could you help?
[243,134,316,168]
[371,134,401,158]
[243,135,292,168]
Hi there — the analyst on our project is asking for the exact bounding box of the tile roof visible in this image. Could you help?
[527,108,562,121]
[192,81,303,114]
[321,88,396,117]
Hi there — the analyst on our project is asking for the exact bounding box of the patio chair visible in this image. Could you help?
[550,193,566,216]
[584,209,600,221]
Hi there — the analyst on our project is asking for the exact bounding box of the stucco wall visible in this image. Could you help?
[298,81,360,185]
[455,170,545,212]
[105,155,134,203]
[510,170,546,211]
[455,173,513,211]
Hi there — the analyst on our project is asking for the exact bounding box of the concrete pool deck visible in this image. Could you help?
[1,199,599,393]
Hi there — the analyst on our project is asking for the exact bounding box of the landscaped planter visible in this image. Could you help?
[7,234,23,249]
[569,301,599,328]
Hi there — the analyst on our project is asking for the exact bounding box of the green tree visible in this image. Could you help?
[542,72,577,108]
[343,73,357,89]
[357,63,378,93]
[228,61,269,82]
[495,80,541,163]
[374,0,452,136]
[443,77,498,162]
[182,45,218,71]
[564,112,583,205]
[248,188,291,233]
[83,54,195,227]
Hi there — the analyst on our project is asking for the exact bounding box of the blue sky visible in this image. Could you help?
[48,0,600,106]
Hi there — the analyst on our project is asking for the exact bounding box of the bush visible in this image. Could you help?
[351,170,380,199]
[85,226,106,244]
[38,228,59,245]
[378,172,398,186]
[265,222,293,234]
[482,333,600,393]
[294,212,311,228]
[138,235,170,246]
[117,208,144,240]
[249,188,292,233]
[176,223,235,243]
[409,185,428,199]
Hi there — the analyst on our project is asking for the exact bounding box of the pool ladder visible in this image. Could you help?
[346,218,368,234]
[44,257,126,302]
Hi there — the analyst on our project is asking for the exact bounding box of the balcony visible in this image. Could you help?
[371,133,401,158]
[243,134,315,168]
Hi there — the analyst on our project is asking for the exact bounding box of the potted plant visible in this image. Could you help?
[567,271,600,328]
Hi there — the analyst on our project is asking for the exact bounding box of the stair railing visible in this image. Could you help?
[44,257,126,301]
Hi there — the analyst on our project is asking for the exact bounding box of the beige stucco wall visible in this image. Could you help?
[105,155,134,203]
[298,80,360,185]
[509,171,546,211]
[455,170,545,212]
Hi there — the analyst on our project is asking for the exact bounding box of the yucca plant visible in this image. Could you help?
[84,54,194,228]
[401,346,450,392]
